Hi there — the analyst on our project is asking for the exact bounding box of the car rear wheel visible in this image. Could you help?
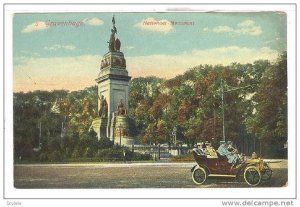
[244,166,261,186]
[192,166,207,185]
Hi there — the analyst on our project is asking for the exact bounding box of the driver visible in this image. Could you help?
[217,141,239,165]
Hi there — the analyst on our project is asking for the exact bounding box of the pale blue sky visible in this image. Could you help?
[13,12,286,92]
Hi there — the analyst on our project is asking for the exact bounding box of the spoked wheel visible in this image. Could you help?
[244,166,261,186]
[261,163,272,181]
[192,166,207,185]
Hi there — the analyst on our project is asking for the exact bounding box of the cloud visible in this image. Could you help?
[134,17,173,33]
[44,44,76,51]
[213,26,234,33]
[124,46,135,50]
[236,20,262,36]
[21,21,49,33]
[264,37,281,45]
[20,50,40,57]
[238,20,255,27]
[13,46,278,92]
[83,17,104,26]
[204,20,262,36]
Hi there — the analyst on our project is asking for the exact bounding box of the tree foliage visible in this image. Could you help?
[128,52,287,157]
[245,53,287,156]
[13,52,287,159]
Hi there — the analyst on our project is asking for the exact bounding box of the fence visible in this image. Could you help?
[132,144,190,160]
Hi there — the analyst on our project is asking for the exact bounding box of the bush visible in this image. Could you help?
[96,148,123,161]
[64,147,73,158]
[98,138,114,149]
[95,147,152,161]
[131,152,151,161]
[84,147,97,158]
[170,153,194,162]
[48,150,63,162]
[72,147,83,158]
[39,153,48,162]
[47,137,62,152]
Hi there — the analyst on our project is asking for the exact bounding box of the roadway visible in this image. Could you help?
[14,160,287,188]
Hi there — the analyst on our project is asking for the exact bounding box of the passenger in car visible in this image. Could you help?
[193,144,205,156]
[205,142,218,158]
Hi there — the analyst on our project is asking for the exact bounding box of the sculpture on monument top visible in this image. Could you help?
[115,38,121,51]
[98,95,108,118]
[116,99,127,116]
[108,16,121,52]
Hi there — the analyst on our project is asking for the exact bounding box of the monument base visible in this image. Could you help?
[91,117,108,140]
[113,115,135,146]
[114,137,135,146]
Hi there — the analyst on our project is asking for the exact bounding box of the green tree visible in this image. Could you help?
[246,52,287,157]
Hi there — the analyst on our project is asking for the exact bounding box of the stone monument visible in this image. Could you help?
[91,16,134,146]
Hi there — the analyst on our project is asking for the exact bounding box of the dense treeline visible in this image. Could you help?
[129,52,287,158]
[13,52,287,160]
[14,87,98,161]
[14,87,150,162]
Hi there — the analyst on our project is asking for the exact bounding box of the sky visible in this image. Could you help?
[13,12,287,92]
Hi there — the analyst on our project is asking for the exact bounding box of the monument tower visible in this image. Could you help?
[92,16,134,146]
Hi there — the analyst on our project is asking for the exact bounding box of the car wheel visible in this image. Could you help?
[261,163,272,181]
[192,166,207,185]
[244,166,261,186]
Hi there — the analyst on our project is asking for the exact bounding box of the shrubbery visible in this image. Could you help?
[96,148,123,161]
[84,147,96,158]
[131,152,152,161]
[48,150,63,162]
[71,147,82,158]
[39,152,48,162]
[170,153,193,162]
[18,129,151,163]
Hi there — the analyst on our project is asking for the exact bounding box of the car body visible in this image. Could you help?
[191,151,272,186]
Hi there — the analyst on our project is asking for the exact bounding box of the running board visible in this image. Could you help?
[208,174,236,178]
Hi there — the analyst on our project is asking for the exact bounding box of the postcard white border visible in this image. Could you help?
[2,2,297,204]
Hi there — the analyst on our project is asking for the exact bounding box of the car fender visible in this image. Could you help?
[191,164,210,174]
[191,165,197,172]
[237,162,259,175]
[246,163,258,168]
[236,163,248,176]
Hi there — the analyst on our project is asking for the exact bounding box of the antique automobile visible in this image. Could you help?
[191,150,272,186]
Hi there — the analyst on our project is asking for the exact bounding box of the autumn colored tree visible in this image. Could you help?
[13,52,287,160]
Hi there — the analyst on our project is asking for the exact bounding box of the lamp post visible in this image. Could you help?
[172,126,177,146]
[220,79,252,142]
[221,79,225,142]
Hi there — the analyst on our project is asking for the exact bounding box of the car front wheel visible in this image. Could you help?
[244,166,261,186]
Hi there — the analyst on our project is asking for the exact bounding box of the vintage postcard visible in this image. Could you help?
[2,2,297,206]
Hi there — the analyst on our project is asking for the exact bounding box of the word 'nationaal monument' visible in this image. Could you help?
[91,16,134,146]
